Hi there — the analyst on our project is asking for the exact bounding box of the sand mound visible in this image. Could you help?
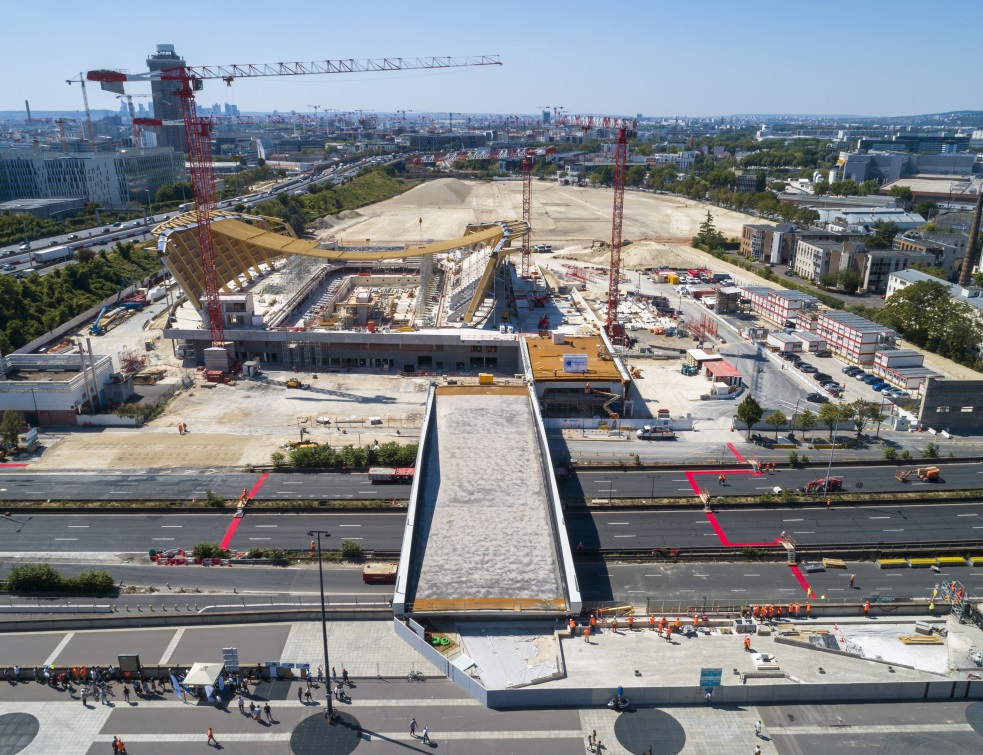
[561,241,695,271]
[337,210,362,220]
[388,178,473,208]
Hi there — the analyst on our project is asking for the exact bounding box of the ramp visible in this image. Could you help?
[394,384,579,616]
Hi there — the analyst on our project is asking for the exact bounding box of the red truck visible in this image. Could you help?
[367,467,415,483]
[362,563,398,583]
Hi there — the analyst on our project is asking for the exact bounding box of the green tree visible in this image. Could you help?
[0,409,20,448]
[818,272,838,288]
[819,401,845,441]
[340,539,363,559]
[736,394,764,439]
[869,221,900,249]
[764,410,787,439]
[915,200,938,219]
[795,207,820,227]
[910,264,948,280]
[973,272,983,287]
[922,442,940,459]
[889,184,913,201]
[692,211,725,250]
[796,408,817,440]
[813,180,830,195]
[859,179,881,196]
[837,268,862,292]
[625,165,647,188]
[845,399,884,440]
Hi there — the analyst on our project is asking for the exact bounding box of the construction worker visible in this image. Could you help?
[693,614,700,628]
[658,617,666,634]
[674,617,681,632]
[744,635,752,652]
[584,625,591,643]
[849,574,856,588]
[806,602,811,617]
[794,602,800,618]
[776,604,783,619]
[929,600,935,615]
[611,617,619,633]
[863,600,871,619]
[787,602,793,617]
[826,497,831,509]
[569,618,576,636]
[767,604,774,620]
[649,615,655,631]
[752,604,760,619]
[627,615,634,632]
[590,614,597,633]
[665,625,672,642]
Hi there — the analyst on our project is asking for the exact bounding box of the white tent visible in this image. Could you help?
[183,662,225,686]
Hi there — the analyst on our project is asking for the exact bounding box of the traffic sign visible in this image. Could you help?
[699,667,722,687]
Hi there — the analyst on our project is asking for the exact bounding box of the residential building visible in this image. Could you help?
[893,229,965,275]
[793,331,827,353]
[793,238,933,293]
[0,146,184,210]
[647,151,698,170]
[740,286,819,326]
[739,223,796,264]
[792,238,848,282]
[735,173,760,193]
[814,311,896,365]
[146,44,188,154]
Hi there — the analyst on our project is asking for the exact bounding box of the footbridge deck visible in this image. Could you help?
[393,384,580,617]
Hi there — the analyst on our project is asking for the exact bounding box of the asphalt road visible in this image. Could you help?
[3,461,980,502]
[4,498,983,555]
[0,558,963,609]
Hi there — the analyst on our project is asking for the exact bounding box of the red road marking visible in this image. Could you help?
[0,464,28,468]
[704,511,731,546]
[219,474,269,550]
[787,564,812,595]
[726,443,746,463]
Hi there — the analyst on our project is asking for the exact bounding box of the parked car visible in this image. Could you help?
[805,392,829,403]
[854,371,870,381]
[798,364,818,374]
[822,381,842,392]
[814,372,832,383]
[815,349,833,358]
[842,366,861,376]
[863,375,881,384]
[1,264,13,271]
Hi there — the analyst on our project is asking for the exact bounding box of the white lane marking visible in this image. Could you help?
[44,632,75,666]
[644,575,663,577]
[743,574,760,577]
[793,531,815,534]
[884,529,905,532]
[161,525,182,528]
[338,524,362,528]
[249,537,272,541]
[613,535,636,538]
[254,525,278,528]
[783,519,803,522]
[606,522,630,525]
[957,514,978,517]
[54,538,78,541]
[67,526,89,528]
[280,482,303,485]
[869,516,890,519]
[158,627,186,666]
[152,538,174,541]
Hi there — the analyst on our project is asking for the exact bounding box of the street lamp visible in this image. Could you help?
[647,474,657,504]
[307,529,334,719]
[604,476,614,506]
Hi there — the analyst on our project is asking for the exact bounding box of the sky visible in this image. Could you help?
[4,0,983,118]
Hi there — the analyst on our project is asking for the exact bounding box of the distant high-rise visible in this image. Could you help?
[146,44,187,154]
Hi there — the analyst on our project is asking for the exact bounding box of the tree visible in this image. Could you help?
[915,200,938,219]
[889,184,913,201]
[0,409,20,448]
[973,271,983,288]
[736,394,764,439]
[625,165,647,188]
[796,408,817,440]
[869,221,900,249]
[813,179,830,195]
[256,158,266,168]
[837,268,862,292]
[764,410,787,439]
[692,211,725,250]
[858,180,881,196]
[818,272,838,288]
[845,399,884,440]
[910,264,948,280]
[881,279,983,365]
[795,207,820,227]
[819,401,845,441]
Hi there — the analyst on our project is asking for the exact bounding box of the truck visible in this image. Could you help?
[362,563,398,583]
[31,245,74,265]
[637,425,676,441]
[367,467,415,483]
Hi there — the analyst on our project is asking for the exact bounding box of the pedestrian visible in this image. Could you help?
[237,695,245,714]
[826,497,831,509]
[929,600,936,615]
[332,666,337,682]
[755,746,762,755]
[410,717,417,737]
[649,615,655,631]
[744,635,752,652]
[422,725,431,744]
[264,703,272,722]
[317,665,323,683]
[123,686,130,704]
[674,616,681,631]
[755,720,762,737]
[116,739,127,755]
[81,687,88,706]
[627,615,634,632]
[849,574,856,588]
[342,667,349,686]
[705,689,713,706]
[100,686,108,705]
[806,601,812,617]
[590,614,597,633]
[298,686,303,703]
[718,473,725,486]
[864,599,871,619]
[584,625,591,643]
[611,617,619,633]
[305,687,312,703]
[665,625,672,642]
[112,736,119,752]
[206,727,217,746]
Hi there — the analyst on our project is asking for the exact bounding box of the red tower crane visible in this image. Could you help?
[520,146,555,278]
[559,115,636,344]
[88,55,501,365]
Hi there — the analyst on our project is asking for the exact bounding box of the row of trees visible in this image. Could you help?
[736,394,887,441]
[277,441,419,469]
[5,563,115,595]
[0,242,162,354]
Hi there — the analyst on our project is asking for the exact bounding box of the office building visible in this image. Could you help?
[0,146,184,210]
[739,223,796,264]
[146,44,188,154]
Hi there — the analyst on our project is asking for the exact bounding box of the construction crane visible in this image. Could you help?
[559,116,636,344]
[88,55,501,364]
[53,118,78,152]
[65,72,97,152]
[521,146,556,278]
[396,109,415,131]
[117,93,150,146]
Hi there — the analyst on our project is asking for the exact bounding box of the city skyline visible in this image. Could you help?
[4,0,982,118]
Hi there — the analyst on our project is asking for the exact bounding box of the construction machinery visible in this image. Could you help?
[87,54,502,370]
[916,466,941,482]
[558,116,637,345]
[584,383,621,418]
[65,72,97,152]
[804,477,843,493]
[520,146,556,278]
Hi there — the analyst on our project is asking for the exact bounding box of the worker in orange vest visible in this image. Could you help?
[693,615,700,628]
[776,604,783,618]
[744,635,752,652]
[665,625,673,642]
[767,605,774,619]
[674,617,681,631]
[787,602,793,616]
[751,604,759,618]
[590,615,597,632]
[649,615,655,631]
[627,615,634,632]
[806,602,811,617]
[863,600,871,618]
[658,617,666,634]
[583,625,591,643]
[569,618,576,636]
[794,602,800,618]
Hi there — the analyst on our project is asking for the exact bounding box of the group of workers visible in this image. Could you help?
[751,602,811,621]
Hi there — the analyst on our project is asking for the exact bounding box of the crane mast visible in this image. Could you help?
[520,146,555,278]
[88,54,501,365]
[66,73,97,152]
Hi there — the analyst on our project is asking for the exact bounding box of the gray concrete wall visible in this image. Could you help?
[919,378,983,431]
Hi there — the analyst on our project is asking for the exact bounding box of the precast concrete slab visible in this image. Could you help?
[398,385,570,614]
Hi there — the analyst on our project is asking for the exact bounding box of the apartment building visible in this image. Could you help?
[740,286,819,326]
[815,311,896,365]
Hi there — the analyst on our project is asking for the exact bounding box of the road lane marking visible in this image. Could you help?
[54,538,78,541]
[793,531,815,534]
[606,522,630,525]
[869,516,890,519]
[158,628,186,666]
[743,574,760,577]
[613,535,636,538]
[67,526,89,528]
[152,538,175,541]
[338,524,362,528]
[280,482,303,485]
[731,589,746,592]
[249,537,272,541]
[783,519,803,522]
[884,529,905,532]
[44,632,75,666]
[957,514,978,517]
[644,575,663,577]
[254,525,278,528]
[161,526,182,528]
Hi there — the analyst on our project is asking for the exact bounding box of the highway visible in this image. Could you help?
[0,559,959,610]
[3,499,983,554]
[3,461,981,503]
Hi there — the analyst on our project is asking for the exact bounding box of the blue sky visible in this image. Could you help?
[4,0,981,117]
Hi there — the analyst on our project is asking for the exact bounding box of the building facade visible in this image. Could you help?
[739,223,796,264]
[793,238,932,293]
[0,147,183,210]
[146,44,188,154]
[740,286,819,326]
[814,311,896,365]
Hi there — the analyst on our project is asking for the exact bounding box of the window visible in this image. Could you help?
[936,406,950,413]
[486,346,497,353]
[470,345,483,353]
[961,407,974,413]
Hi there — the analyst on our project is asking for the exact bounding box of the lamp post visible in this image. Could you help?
[647,474,657,504]
[604,476,614,507]
[307,529,333,719]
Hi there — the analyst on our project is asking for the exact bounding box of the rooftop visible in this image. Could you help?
[705,359,742,379]
[820,311,896,335]
[525,335,624,383]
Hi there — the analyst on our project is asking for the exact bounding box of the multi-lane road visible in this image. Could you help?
[3,461,981,503]
[3,499,983,555]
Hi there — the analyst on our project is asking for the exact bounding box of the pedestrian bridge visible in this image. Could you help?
[392,383,580,617]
